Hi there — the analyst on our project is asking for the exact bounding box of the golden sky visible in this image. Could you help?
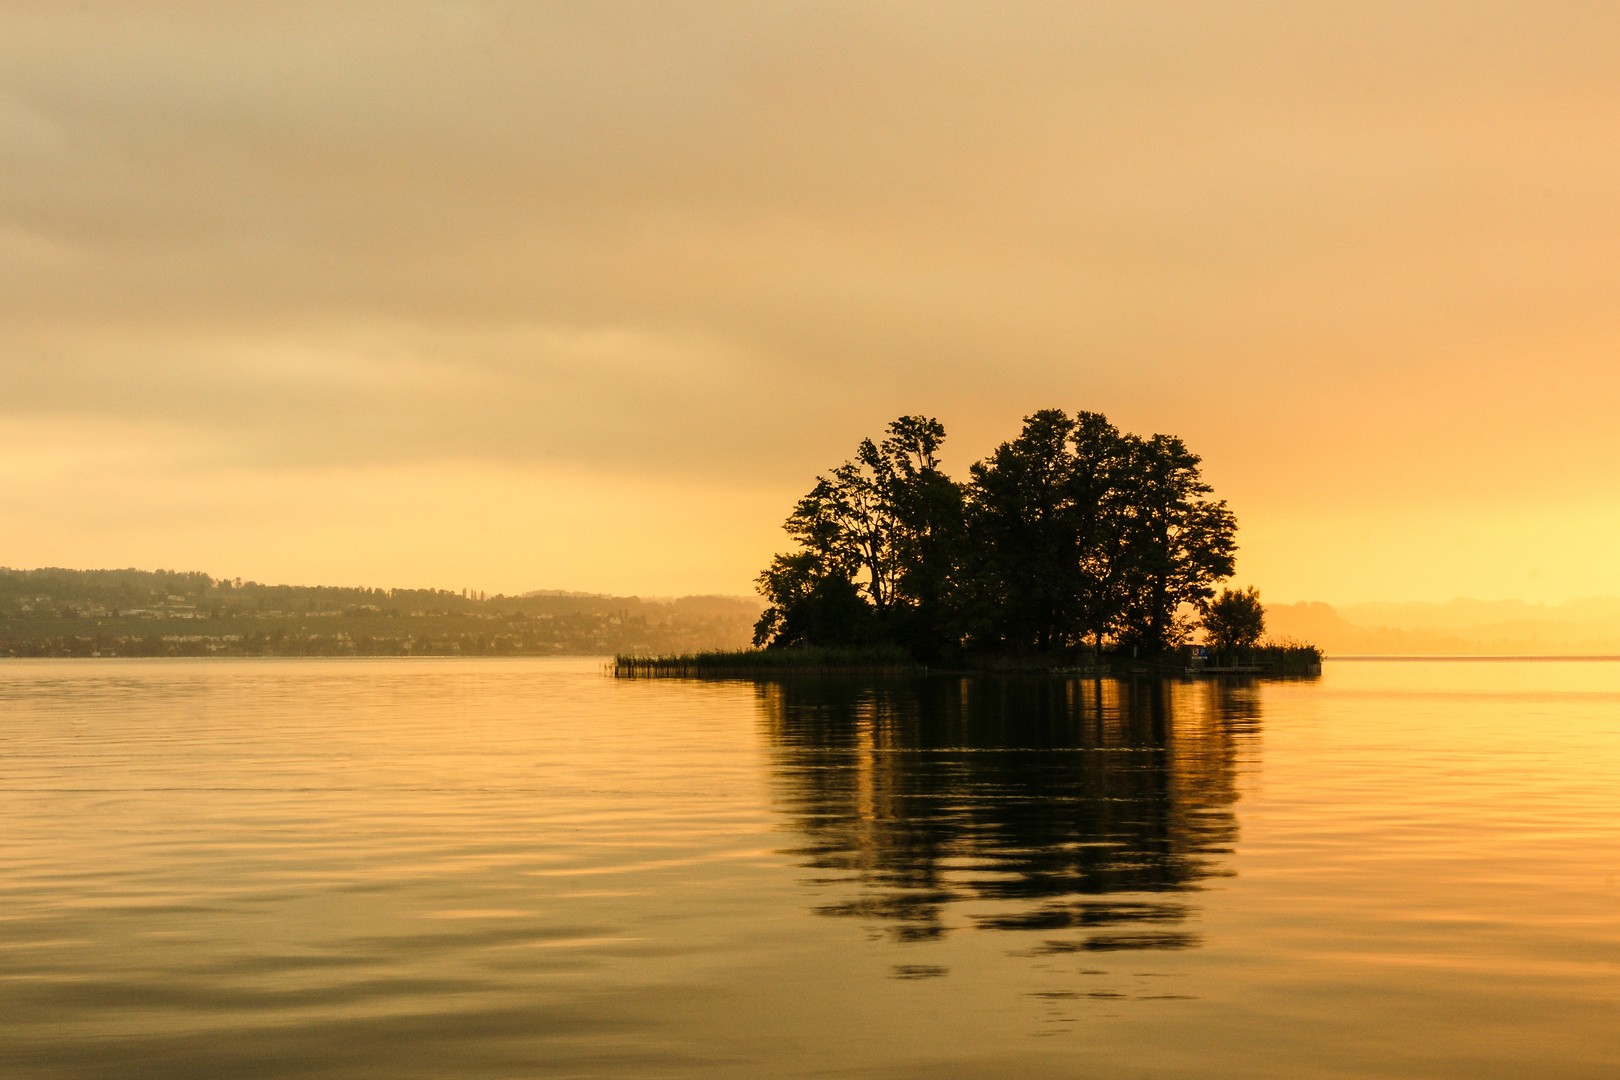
[3,2,1619,602]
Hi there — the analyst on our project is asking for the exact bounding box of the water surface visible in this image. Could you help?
[1,658,1616,1078]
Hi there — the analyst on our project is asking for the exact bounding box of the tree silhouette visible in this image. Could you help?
[1203,586,1266,651]
[755,415,963,651]
[754,409,1239,658]
[1113,434,1237,653]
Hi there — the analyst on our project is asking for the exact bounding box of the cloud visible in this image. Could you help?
[3,2,1620,594]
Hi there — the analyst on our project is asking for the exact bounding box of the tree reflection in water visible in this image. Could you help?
[758,677,1262,955]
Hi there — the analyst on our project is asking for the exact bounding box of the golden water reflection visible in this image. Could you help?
[758,677,1263,956]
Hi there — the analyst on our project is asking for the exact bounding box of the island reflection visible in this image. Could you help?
[757,676,1261,954]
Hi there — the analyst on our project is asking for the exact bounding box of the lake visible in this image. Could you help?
[1,658,1616,1078]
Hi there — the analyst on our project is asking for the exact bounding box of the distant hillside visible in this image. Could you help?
[0,567,763,658]
[1267,598,1620,656]
[14,567,1610,659]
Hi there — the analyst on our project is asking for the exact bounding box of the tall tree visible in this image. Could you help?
[1113,435,1237,652]
[878,416,967,654]
[1067,411,1136,656]
[965,409,1138,654]
[966,409,1081,652]
[754,416,962,649]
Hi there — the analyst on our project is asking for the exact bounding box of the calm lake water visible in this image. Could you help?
[1,658,1617,1078]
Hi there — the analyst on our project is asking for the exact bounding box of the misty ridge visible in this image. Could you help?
[0,568,759,658]
[1267,598,1620,657]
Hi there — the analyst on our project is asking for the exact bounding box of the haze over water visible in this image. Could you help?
[1,658,1616,1078]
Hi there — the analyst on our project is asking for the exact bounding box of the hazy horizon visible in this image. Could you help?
[6,3,1619,602]
[15,560,1620,608]
[18,561,1620,621]
[14,560,1620,658]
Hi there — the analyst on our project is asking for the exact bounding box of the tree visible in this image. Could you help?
[753,552,875,648]
[965,409,1135,655]
[1203,586,1265,652]
[878,416,968,656]
[1067,411,1137,657]
[966,409,1083,652]
[754,416,962,650]
[754,408,1241,660]
[1113,435,1237,653]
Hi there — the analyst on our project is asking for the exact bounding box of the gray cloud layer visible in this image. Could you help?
[4,2,1620,501]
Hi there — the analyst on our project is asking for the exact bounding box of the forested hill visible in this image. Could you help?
[0,568,762,658]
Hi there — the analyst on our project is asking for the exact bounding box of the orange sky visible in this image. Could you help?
[3,2,1618,602]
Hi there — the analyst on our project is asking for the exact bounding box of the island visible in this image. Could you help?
[617,409,1321,678]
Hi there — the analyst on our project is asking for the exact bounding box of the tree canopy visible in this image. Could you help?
[1203,586,1266,652]
[754,410,1241,659]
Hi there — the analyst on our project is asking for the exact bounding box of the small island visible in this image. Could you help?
[618,409,1321,678]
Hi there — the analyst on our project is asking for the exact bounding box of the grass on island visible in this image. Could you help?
[613,646,924,678]
[1202,641,1323,674]
[616,640,1323,678]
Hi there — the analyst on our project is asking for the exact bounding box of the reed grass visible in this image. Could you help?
[612,646,924,678]
[1203,640,1323,674]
